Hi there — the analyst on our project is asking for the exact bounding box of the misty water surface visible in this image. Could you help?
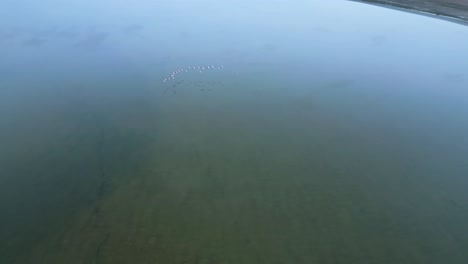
[1,0,468,263]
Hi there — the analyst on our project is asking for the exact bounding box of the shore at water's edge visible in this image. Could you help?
[349,0,468,25]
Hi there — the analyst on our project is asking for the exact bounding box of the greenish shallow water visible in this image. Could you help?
[1,1,468,263]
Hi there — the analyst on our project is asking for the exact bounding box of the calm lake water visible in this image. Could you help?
[1,0,468,263]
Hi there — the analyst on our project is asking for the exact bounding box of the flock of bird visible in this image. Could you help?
[162,65,224,83]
